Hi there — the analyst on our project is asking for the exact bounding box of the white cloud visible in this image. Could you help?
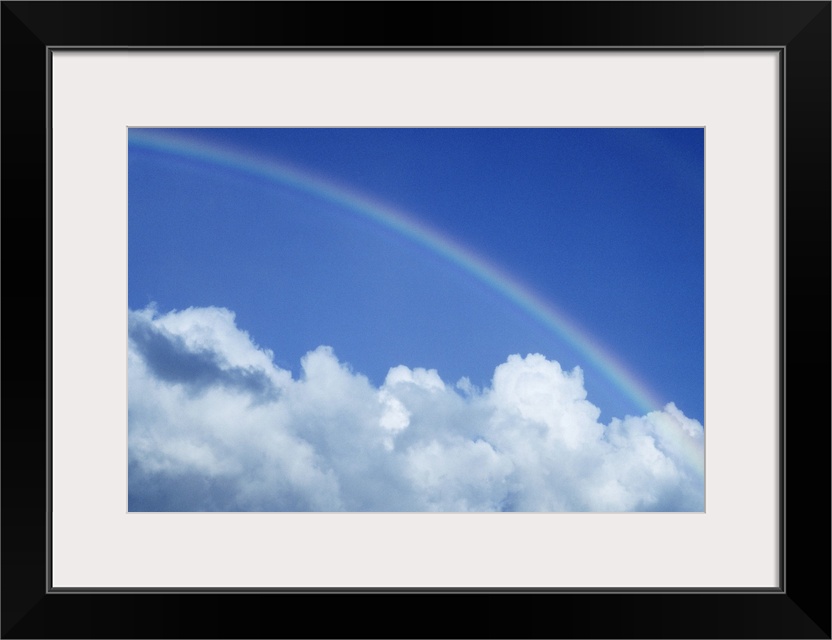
[128,305,704,512]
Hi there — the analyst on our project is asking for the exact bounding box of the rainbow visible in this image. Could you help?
[128,129,703,475]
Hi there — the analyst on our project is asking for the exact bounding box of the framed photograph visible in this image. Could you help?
[2,2,829,638]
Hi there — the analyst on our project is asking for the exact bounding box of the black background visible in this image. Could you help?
[2,2,829,638]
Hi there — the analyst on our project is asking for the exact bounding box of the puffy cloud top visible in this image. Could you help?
[128,306,704,512]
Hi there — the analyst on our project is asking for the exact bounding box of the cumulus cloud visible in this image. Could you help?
[128,306,704,512]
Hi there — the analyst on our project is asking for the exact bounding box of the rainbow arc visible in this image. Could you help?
[129,128,703,477]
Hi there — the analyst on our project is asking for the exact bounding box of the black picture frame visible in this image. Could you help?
[2,2,829,638]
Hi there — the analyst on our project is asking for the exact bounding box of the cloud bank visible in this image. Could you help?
[128,306,704,512]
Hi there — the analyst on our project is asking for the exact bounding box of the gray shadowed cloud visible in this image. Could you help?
[128,314,279,401]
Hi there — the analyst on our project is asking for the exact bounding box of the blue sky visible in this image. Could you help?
[127,128,704,512]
